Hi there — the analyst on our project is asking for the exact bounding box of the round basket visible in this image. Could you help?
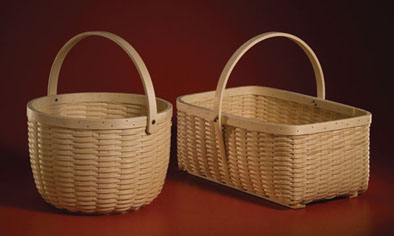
[26,32,172,214]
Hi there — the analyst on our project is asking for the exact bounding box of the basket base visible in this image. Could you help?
[185,172,364,209]
[42,198,144,215]
[186,172,306,209]
[56,206,142,215]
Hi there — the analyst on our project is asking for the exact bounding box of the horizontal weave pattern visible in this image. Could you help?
[28,101,171,214]
[178,93,370,208]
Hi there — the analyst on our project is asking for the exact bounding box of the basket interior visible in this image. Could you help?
[32,93,171,120]
[41,102,147,119]
[192,93,350,125]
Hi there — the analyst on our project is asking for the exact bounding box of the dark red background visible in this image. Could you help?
[1,1,393,235]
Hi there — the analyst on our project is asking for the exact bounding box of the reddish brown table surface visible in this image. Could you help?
[1,150,393,236]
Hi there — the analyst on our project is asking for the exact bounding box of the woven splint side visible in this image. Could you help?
[28,114,171,214]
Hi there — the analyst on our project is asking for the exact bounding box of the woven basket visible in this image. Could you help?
[177,32,371,208]
[27,32,172,214]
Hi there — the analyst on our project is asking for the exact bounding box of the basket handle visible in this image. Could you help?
[47,31,158,134]
[213,32,325,159]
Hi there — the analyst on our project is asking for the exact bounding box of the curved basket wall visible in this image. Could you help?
[27,32,172,214]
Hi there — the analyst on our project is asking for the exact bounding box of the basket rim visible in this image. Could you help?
[177,86,371,136]
[27,92,172,130]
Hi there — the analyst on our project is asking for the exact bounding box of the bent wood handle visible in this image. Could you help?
[213,32,325,160]
[47,31,157,134]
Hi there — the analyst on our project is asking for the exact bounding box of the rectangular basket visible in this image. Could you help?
[176,32,371,208]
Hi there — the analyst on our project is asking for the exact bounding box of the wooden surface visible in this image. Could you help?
[1,145,393,236]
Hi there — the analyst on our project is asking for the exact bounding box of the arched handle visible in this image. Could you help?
[47,31,157,134]
[213,32,325,159]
